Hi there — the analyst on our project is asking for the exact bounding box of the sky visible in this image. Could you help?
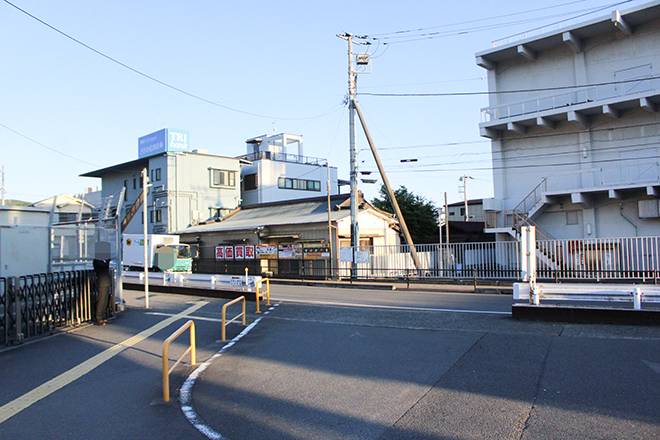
[0,0,645,207]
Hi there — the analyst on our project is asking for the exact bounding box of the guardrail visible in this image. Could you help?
[513,283,660,310]
[221,296,246,341]
[162,320,196,402]
[255,278,270,313]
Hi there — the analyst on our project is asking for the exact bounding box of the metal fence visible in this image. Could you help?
[536,236,660,281]
[338,242,522,280]
[335,236,660,282]
[0,270,105,346]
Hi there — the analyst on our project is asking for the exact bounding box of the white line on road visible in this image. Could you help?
[0,301,209,425]
[180,317,263,440]
[271,297,510,315]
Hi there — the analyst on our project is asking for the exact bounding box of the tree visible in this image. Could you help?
[372,185,439,244]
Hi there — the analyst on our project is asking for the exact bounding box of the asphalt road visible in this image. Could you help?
[0,285,659,439]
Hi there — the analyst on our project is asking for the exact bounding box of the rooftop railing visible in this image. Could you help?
[238,151,328,166]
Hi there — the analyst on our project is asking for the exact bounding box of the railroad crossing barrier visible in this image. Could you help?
[123,271,261,292]
[162,320,196,402]
[221,296,246,341]
[513,283,660,310]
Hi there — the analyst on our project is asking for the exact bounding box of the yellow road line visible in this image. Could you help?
[0,301,209,424]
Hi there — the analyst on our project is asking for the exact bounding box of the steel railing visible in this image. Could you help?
[255,278,270,314]
[221,297,246,341]
[162,320,196,402]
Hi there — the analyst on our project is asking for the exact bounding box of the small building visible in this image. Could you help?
[0,206,50,278]
[238,133,340,206]
[177,193,399,278]
[447,199,485,223]
[81,128,246,234]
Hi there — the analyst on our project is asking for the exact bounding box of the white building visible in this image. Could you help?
[476,1,660,241]
[81,128,246,234]
[238,133,340,206]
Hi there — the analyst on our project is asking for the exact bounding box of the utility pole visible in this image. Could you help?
[1,166,5,205]
[338,32,370,277]
[459,175,473,221]
[142,168,150,309]
[444,192,450,244]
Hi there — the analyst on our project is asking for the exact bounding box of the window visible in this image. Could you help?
[133,178,136,190]
[151,168,162,182]
[278,177,321,192]
[156,209,162,223]
[210,169,236,188]
[244,173,258,191]
[566,211,579,225]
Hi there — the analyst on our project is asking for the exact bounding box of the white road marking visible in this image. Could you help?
[180,318,263,439]
[271,297,510,315]
[0,301,209,424]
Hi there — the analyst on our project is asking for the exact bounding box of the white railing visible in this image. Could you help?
[338,242,522,280]
[536,236,660,281]
[481,77,660,123]
[122,271,262,291]
[337,236,660,281]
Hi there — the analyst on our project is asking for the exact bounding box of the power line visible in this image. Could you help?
[3,0,339,122]
[367,0,589,38]
[371,1,632,45]
[358,75,660,97]
[0,121,98,166]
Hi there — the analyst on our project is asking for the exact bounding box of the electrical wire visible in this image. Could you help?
[0,121,99,166]
[367,0,590,38]
[359,75,660,97]
[3,0,340,122]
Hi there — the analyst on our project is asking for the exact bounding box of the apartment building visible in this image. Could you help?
[476,1,660,240]
[237,133,340,206]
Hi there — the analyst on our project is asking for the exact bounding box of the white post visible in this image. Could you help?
[522,226,539,305]
[142,168,150,309]
[633,287,642,310]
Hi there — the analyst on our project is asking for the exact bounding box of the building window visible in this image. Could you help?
[210,169,236,188]
[133,178,136,190]
[566,211,579,225]
[244,173,258,191]
[278,177,321,192]
[156,209,162,223]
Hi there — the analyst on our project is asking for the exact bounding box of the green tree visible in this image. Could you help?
[372,185,439,244]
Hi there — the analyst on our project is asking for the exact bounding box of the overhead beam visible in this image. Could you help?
[536,117,556,130]
[612,10,633,35]
[641,97,657,113]
[507,122,526,134]
[571,192,592,208]
[480,127,499,139]
[609,189,624,200]
[568,111,589,130]
[562,31,582,53]
[602,104,619,119]
[517,44,536,61]
[476,56,495,71]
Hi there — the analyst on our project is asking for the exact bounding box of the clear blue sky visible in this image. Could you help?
[0,0,641,206]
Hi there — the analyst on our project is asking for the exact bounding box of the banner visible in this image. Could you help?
[235,245,245,260]
[245,245,255,259]
[256,245,278,259]
[215,246,224,260]
[303,243,330,260]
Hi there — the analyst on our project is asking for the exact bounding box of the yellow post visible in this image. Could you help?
[162,320,196,402]
[221,296,246,341]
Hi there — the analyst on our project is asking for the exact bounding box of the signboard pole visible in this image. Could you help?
[142,168,150,309]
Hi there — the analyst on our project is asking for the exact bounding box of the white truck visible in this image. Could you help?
[122,234,194,272]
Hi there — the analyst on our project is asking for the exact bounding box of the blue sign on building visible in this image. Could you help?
[138,129,190,158]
